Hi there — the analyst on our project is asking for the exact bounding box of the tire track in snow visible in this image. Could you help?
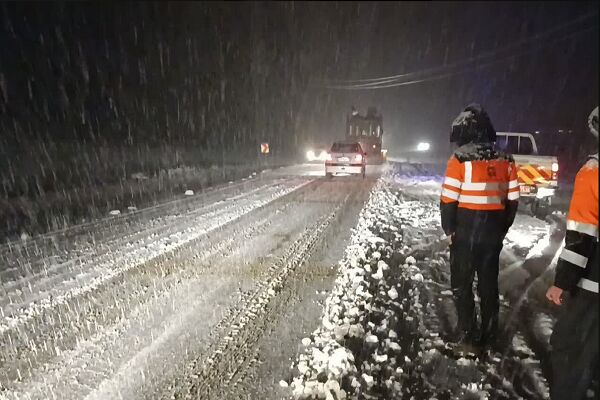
[159,196,349,400]
[0,179,310,337]
[1,179,337,396]
[0,179,288,301]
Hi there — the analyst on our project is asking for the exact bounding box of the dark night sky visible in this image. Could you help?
[307,2,599,154]
[0,1,598,163]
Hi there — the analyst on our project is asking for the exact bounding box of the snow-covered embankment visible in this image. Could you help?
[287,167,550,400]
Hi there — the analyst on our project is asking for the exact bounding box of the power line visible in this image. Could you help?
[323,24,597,90]
[326,11,597,85]
[321,11,598,89]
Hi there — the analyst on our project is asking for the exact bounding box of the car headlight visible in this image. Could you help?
[306,150,315,161]
[319,150,328,160]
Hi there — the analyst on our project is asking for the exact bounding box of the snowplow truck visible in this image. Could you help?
[496,132,559,219]
[346,107,386,164]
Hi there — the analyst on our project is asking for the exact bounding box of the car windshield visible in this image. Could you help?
[331,143,361,153]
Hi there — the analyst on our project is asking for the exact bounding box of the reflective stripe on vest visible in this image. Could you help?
[464,161,473,182]
[444,177,462,189]
[566,219,599,238]
[577,278,599,293]
[507,191,519,200]
[559,248,589,268]
[442,188,460,200]
[458,194,502,204]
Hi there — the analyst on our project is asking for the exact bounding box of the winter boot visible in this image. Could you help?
[452,330,482,358]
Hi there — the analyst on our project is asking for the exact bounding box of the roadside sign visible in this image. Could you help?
[261,142,269,154]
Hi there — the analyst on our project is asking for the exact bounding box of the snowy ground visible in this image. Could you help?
[1,162,591,400]
[0,164,381,400]
[285,163,587,400]
[0,158,293,243]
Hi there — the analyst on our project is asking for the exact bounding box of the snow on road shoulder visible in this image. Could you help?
[0,180,310,336]
[287,167,550,400]
[504,214,553,259]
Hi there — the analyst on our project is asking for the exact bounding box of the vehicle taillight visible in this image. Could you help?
[551,162,559,180]
[355,154,363,162]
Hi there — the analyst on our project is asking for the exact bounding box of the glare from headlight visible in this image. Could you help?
[319,150,328,160]
[306,150,315,161]
[417,142,430,151]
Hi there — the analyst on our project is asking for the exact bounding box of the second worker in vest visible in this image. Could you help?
[545,106,598,400]
[440,104,519,355]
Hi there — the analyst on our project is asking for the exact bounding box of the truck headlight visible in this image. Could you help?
[417,142,430,151]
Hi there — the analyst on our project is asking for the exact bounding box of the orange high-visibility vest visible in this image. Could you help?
[555,155,599,294]
[441,156,520,211]
[565,158,599,236]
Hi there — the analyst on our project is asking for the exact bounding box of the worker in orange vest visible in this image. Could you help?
[546,106,598,400]
[440,104,520,354]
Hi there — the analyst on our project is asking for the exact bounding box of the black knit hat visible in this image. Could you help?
[450,103,496,145]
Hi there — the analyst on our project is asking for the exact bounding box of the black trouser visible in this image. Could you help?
[550,291,599,400]
[450,238,502,343]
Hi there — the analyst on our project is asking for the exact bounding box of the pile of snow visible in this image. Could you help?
[504,215,550,254]
[289,166,550,400]
[288,179,443,399]
[288,181,397,398]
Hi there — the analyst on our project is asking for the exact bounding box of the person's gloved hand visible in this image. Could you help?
[546,285,564,305]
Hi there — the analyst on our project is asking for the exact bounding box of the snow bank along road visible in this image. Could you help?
[0,164,381,399]
[287,163,575,400]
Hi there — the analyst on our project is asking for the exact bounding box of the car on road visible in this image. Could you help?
[325,141,366,178]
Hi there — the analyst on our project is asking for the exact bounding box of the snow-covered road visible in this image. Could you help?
[0,164,382,399]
